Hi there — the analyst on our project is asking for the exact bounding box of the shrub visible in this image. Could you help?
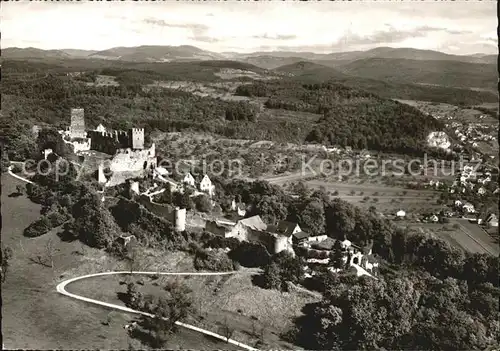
[228,242,271,267]
[193,249,236,272]
[24,216,52,237]
[47,208,71,227]
[194,195,212,213]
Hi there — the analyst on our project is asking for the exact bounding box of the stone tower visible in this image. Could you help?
[130,128,144,150]
[98,162,107,184]
[70,108,86,139]
[174,207,186,232]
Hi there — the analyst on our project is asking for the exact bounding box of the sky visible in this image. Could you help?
[1,1,497,55]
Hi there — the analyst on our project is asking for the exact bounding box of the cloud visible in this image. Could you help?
[252,33,297,40]
[143,18,209,33]
[446,29,472,35]
[188,36,220,43]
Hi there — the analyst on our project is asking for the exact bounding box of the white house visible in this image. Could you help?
[182,173,196,187]
[463,203,475,213]
[454,200,463,208]
[340,239,352,250]
[237,206,247,217]
[477,187,486,195]
[199,174,215,197]
[42,148,53,160]
[396,210,406,218]
[485,214,498,227]
[95,124,106,133]
[429,215,439,223]
[429,179,441,188]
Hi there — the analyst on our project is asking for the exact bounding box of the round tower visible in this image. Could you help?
[174,207,186,232]
[98,162,106,184]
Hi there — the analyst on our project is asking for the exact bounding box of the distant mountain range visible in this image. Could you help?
[3,45,496,64]
[2,45,496,91]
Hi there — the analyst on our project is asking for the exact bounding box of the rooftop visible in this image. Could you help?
[238,215,267,231]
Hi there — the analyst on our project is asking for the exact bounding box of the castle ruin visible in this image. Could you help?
[88,127,145,155]
[70,108,86,139]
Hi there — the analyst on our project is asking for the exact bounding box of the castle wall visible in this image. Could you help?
[136,195,185,231]
[88,130,129,155]
[137,195,176,223]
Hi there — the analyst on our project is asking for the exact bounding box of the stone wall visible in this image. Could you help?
[137,195,176,223]
[205,221,231,237]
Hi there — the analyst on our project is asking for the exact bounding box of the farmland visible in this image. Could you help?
[403,219,499,256]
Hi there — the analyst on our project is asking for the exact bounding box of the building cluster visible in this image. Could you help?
[182,173,215,197]
[204,216,378,277]
[453,123,497,146]
[448,164,494,197]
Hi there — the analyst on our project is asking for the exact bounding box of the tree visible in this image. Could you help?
[1,246,13,283]
[298,200,325,236]
[136,280,193,348]
[15,184,25,195]
[220,316,235,343]
[72,192,121,248]
[262,262,281,290]
[330,240,344,269]
[254,195,288,225]
[126,282,143,310]
[0,149,10,173]
[194,194,212,213]
[37,128,71,157]
[24,215,52,237]
[163,279,193,330]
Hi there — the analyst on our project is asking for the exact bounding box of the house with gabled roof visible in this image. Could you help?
[199,174,215,197]
[267,220,302,237]
[182,172,196,187]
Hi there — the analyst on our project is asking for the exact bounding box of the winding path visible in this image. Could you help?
[7,165,34,184]
[56,271,260,351]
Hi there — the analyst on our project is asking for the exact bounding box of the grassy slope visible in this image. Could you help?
[0,174,230,350]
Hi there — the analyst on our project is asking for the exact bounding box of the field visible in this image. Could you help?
[403,219,499,256]
[0,174,234,350]
[265,171,441,213]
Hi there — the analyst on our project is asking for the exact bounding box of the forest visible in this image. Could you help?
[237,81,446,155]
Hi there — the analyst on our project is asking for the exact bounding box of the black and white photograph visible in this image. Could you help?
[1,1,498,350]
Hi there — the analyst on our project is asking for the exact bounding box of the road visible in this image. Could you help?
[56,270,261,351]
[7,166,34,184]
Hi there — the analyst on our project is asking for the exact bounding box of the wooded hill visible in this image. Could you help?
[236,81,446,156]
[0,59,462,158]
